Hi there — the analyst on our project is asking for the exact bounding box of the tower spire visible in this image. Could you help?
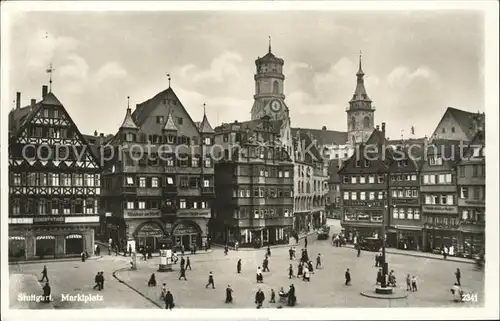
[127,96,130,109]
[166,73,171,88]
[46,63,55,92]
[268,36,272,53]
[203,103,206,116]
[357,50,364,76]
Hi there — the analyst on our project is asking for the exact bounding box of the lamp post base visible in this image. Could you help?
[158,264,173,272]
[360,287,408,299]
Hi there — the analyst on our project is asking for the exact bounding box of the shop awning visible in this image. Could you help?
[395,225,423,231]
[9,236,25,240]
[36,235,55,240]
[66,234,83,239]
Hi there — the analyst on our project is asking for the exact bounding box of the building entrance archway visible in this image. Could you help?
[135,222,165,251]
[172,221,202,250]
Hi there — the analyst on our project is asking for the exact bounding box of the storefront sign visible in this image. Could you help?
[124,210,161,218]
[345,200,383,207]
[422,205,457,214]
[65,216,99,223]
[173,223,199,235]
[392,199,419,205]
[136,223,164,237]
[33,216,65,224]
[464,200,485,206]
[8,217,33,224]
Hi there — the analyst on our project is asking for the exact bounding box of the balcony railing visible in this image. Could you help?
[201,187,215,194]
[163,185,178,195]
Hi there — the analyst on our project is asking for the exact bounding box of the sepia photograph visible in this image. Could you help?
[1,1,498,320]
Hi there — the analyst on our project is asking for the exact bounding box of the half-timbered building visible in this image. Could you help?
[100,86,216,252]
[8,85,101,260]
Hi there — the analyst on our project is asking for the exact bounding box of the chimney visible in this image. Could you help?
[376,125,380,131]
[322,126,327,131]
[15,92,21,130]
[382,122,386,136]
[42,85,48,98]
[31,99,36,106]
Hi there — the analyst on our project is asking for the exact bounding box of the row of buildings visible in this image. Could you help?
[8,44,331,260]
[7,43,485,260]
[337,110,485,257]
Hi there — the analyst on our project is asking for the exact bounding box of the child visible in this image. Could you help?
[411,276,418,292]
[160,283,167,300]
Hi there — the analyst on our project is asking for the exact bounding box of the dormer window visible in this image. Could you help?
[156,116,164,124]
[177,117,183,125]
[429,156,443,166]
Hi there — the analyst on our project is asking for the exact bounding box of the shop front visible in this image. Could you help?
[312,211,322,229]
[172,221,202,250]
[395,227,422,251]
[9,236,26,259]
[134,222,166,251]
[65,234,84,255]
[423,227,459,253]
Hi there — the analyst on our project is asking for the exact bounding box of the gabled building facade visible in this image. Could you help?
[8,86,101,260]
[339,125,391,241]
[456,130,485,256]
[292,129,328,232]
[386,141,426,250]
[430,107,485,142]
[213,116,294,246]
[420,140,462,252]
[100,87,215,252]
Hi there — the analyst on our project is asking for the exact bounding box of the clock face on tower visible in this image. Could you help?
[270,100,282,112]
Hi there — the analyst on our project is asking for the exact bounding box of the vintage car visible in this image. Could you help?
[317,225,331,240]
[358,237,383,252]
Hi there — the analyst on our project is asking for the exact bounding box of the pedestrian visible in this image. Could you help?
[160,283,167,300]
[178,267,187,281]
[40,265,49,282]
[148,246,153,259]
[455,268,461,286]
[164,290,174,310]
[225,285,233,303]
[148,273,157,286]
[185,256,191,270]
[297,262,303,278]
[96,245,100,256]
[224,244,229,256]
[263,258,270,272]
[81,251,86,262]
[357,245,361,257]
[316,253,322,269]
[255,288,265,309]
[256,266,263,283]
[308,261,314,274]
[345,268,351,286]
[374,254,379,267]
[128,244,132,256]
[108,238,112,255]
[267,246,271,257]
[292,247,296,259]
[302,265,310,282]
[237,259,242,274]
[193,243,197,254]
[411,276,418,292]
[287,284,296,306]
[100,271,105,290]
[269,289,276,303]
[93,272,100,290]
[180,244,185,256]
[376,268,383,285]
[443,246,448,260]
[304,236,308,248]
[42,282,51,303]
[288,264,294,279]
[406,274,411,291]
[206,272,215,289]
[289,247,294,260]
[180,256,185,270]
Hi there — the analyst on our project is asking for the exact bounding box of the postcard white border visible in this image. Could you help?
[1,1,499,320]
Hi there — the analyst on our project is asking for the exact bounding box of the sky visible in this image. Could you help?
[7,10,484,140]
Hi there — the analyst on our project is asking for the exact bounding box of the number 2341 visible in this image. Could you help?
[462,292,478,302]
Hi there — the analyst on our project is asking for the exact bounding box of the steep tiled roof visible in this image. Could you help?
[42,92,63,106]
[350,57,372,103]
[448,107,485,140]
[216,118,283,135]
[365,128,389,146]
[199,113,215,134]
[291,128,347,146]
[119,108,138,129]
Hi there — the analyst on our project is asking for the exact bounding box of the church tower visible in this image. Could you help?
[346,53,375,145]
[251,38,290,121]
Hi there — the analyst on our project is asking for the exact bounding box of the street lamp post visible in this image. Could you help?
[381,173,389,288]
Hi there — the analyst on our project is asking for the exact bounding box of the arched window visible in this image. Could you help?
[363,116,371,128]
[351,117,356,130]
[273,81,280,94]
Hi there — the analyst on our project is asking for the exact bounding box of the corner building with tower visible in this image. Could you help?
[100,86,216,252]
